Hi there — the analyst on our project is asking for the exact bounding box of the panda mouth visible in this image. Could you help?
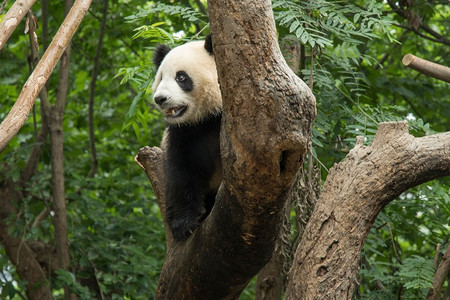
[165,105,187,118]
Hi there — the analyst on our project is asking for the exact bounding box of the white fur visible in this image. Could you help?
[152,41,222,125]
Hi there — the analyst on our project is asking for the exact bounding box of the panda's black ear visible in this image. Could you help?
[204,34,213,55]
[153,44,171,68]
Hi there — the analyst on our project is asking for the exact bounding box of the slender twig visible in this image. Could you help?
[0,0,8,14]
[87,9,140,56]
[386,0,450,46]
[387,223,402,264]
[87,0,109,178]
[19,11,50,186]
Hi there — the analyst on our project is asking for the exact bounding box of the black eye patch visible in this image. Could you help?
[175,71,193,92]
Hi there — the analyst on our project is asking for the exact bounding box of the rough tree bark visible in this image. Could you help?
[254,37,303,300]
[135,0,316,298]
[284,122,450,299]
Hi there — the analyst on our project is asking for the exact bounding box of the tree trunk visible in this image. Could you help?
[136,0,316,298]
[0,179,53,299]
[285,122,450,299]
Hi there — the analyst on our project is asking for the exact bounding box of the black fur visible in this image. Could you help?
[204,34,213,55]
[153,44,171,68]
[175,71,194,92]
[164,114,221,241]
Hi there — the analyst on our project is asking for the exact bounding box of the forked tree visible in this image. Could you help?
[135,0,450,299]
[1,0,449,299]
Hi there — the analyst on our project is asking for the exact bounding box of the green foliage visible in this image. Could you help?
[273,0,393,48]
[396,256,434,290]
[126,3,208,25]
[360,181,449,298]
[0,0,449,298]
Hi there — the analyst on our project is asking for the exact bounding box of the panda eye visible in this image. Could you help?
[176,71,187,82]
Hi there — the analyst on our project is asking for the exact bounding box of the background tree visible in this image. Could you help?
[0,0,449,299]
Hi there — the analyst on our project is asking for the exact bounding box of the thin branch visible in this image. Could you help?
[41,0,49,50]
[87,0,109,179]
[426,244,450,300]
[433,243,441,269]
[393,23,450,45]
[87,9,140,56]
[0,0,37,51]
[50,0,75,298]
[0,0,94,153]
[32,207,50,227]
[402,54,450,82]
[19,11,50,187]
[387,0,450,46]
[0,0,8,14]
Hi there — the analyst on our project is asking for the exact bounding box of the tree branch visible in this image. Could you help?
[285,122,450,299]
[386,0,450,46]
[426,244,450,300]
[0,0,93,153]
[0,179,53,299]
[87,0,109,179]
[0,0,37,51]
[19,12,51,187]
[50,0,74,298]
[402,54,450,83]
[136,0,316,298]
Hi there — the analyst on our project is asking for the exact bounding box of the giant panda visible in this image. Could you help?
[152,35,222,241]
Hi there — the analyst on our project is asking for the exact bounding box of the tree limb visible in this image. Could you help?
[0,179,53,299]
[50,0,74,297]
[285,122,450,299]
[0,0,37,51]
[402,54,450,83]
[426,244,450,300]
[136,0,316,298]
[0,0,93,153]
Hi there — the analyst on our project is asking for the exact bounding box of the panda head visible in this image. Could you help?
[152,35,222,125]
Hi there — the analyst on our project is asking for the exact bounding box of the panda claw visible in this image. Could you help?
[169,217,200,241]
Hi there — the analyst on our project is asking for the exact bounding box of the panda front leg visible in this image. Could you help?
[165,173,211,241]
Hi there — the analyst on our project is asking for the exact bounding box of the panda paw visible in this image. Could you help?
[169,217,200,241]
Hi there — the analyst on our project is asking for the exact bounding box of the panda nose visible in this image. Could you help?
[154,96,167,105]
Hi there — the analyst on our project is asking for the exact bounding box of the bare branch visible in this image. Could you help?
[0,0,94,153]
[0,0,37,51]
[402,54,450,82]
[87,0,109,179]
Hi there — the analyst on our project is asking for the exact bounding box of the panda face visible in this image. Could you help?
[152,40,221,125]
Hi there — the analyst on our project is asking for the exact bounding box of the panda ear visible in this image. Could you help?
[153,44,171,68]
[204,34,213,55]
